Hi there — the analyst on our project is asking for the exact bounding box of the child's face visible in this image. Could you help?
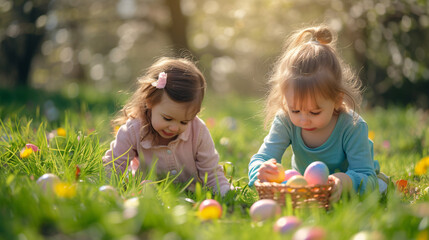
[150,93,195,143]
[285,87,339,133]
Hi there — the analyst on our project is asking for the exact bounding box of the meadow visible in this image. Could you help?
[1,88,429,240]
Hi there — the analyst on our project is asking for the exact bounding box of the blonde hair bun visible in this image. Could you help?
[302,26,333,45]
[313,27,332,44]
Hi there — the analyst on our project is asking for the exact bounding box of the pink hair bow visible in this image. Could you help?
[152,72,167,89]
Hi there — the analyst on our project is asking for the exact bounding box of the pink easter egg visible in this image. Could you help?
[293,226,326,240]
[249,199,281,221]
[273,216,302,234]
[26,143,40,152]
[304,161,329,185]
[285,169,301,181]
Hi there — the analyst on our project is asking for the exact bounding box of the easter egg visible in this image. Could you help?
[273,216,302,234]
[395,179,408,193]
[123,197,140,219]
[36,173,60,191]
[424,186,429,195]
[285,169,302,181]
[99,185,118,196]
[53,182,77,198]
[266,163,286,183]
[292,227,326,240]
[25,143,40,152]
[249,199,281,221]
[304,161,329,185]
[19,147,33,158]
[198,199,222,220]
[124,197,140,208]
[350,231,385,240]
[286,175,308,187]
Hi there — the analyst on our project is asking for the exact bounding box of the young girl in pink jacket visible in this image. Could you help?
[103,57,231,196]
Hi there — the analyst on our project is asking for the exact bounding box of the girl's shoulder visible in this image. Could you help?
[190,116,208,133]
[339,110,366,125]
[193,116,205,125]
[274,110,293,125]
[337,111,368,134]
[119,118,146,139]
[125,118,143,129]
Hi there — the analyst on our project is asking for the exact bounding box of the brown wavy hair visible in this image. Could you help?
[264,24,362,127]
[113,57,206,143]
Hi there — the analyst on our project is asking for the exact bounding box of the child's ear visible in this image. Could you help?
[335,93,344,109]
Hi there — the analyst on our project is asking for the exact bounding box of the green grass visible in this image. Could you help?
[1,88,429,240]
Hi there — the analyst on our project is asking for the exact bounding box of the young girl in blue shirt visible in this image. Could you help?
[248,25,387,202]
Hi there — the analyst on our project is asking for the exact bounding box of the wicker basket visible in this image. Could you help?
[254,179,334,209]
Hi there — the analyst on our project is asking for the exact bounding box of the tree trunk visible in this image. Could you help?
[164,0,191,57]
[0,0,50,88]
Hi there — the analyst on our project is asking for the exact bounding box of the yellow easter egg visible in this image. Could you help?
[54,182,77,198]
[266,163,286,183]
[286,175,308,187]
[57,127,66,137]
[198,199,222,220]
[20,147,33,158]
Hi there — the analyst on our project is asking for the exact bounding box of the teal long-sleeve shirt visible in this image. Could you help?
[248,111,378,194]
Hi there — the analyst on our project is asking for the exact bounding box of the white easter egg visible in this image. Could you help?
[99,185,118,196]
[350,231,385,240]
[36,173,60,191]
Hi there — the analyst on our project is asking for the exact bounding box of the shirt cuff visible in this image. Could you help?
[219,184,232,196]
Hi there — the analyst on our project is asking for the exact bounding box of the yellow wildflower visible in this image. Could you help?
[205,118,216,129]
[57,127,66,137]
[20,148,33,158]
[417,230,428,240]
[415,157,429,175]
[368,131,375,141]
[54,182,77,198]
[113,126,120,136]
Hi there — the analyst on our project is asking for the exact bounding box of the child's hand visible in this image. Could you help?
[328,175,342,202]
[257,159,281,182]
[328,173,353,202]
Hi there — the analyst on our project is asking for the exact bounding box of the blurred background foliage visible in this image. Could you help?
[1,0,429,108]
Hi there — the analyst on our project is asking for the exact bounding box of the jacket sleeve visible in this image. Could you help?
[102,120,139,177]
[248,115,291,186]
[343,122,378,194]
[194,123,231,196]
